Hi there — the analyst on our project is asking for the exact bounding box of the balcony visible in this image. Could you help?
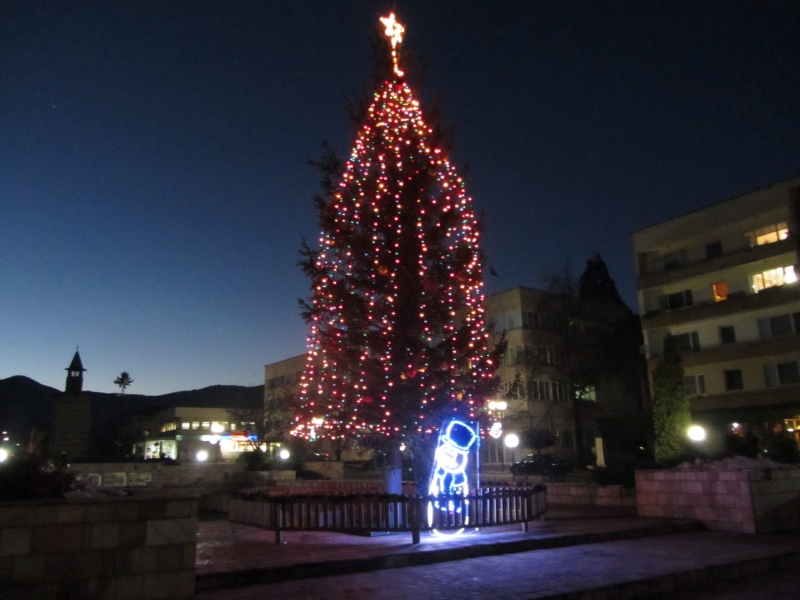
[641,282,800,329]
[647,334,800,370]
[691,384,800,415]
[638,236,797,290]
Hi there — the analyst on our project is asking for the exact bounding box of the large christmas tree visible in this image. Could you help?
[294,14,498,452]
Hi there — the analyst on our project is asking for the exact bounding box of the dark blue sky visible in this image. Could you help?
[2,1,799,395]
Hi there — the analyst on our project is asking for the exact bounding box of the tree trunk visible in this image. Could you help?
[572,394,586,467]
[383,444,403,495]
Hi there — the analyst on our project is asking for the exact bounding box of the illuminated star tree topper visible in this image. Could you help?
[294,13,501,447]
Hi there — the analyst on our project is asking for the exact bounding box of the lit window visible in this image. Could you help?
[747,222,789,246]
[201,422,210,429]
[181,423,190,430]
[191,422,200,430]
[712,282,729,302]
[751,266,796,293]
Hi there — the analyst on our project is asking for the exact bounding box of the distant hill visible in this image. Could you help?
[0,375,264,447]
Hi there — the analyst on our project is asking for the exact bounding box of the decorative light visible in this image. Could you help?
[488,400,507,411]
[210,424,225,434]
[489,422,503,439]
[380,13,405,77]
[687,425,706,442]
[196,450,209,462]
[428,420,477,536]
[504,433,520,448]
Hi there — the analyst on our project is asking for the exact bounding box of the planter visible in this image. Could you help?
[636,464,800,533]
[0,496,197,599]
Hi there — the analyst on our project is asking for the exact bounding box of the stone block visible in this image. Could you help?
[87,577,117,600]
[113,503,140,522]
[164,501,191,519]
[115,574,145,600]
[71,550,106,579]
[32,524,83,554]
[144,571,174,599]
[90,523,120,549]
[12,554,44,584]
[0,527,32,557]
[30,507,59,526]
[0,508,30,528]
[172,570,195,598]
[118,522,147,548]
[57,505,86,524]
[181,543,195,570]
[156,545,184,572]
[85,504,116,523]
[129,547,159,574]
[139,502,166,521]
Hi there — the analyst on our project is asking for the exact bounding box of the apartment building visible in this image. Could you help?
[484,287,644,464]
[633,176,800,442]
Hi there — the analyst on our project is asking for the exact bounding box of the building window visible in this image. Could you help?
[581,385,597,402]
[508,344,534,365]
[724,369,744,391]
[746,222,789,247]
[685,374,706,396]
[765,361,800,387]
[181,422,190,430]
[719,326,736,345]
[191,422,200,430]
[662,249,688,272]
[201,422,210,429]
[757,313,800,340]
[712,282,729,302]
[537,346,559,365]
[672,332,700,352]
[493,310,522,333]
[660,290,693,311]
[750,266,796,293]
[706,241,723,259]
[528,380,552,401]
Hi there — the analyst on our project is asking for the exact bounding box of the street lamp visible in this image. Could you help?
[687,425,706,442]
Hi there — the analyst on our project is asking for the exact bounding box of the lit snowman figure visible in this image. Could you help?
[427,420,478,532]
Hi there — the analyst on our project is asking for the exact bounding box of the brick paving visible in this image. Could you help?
[195,531,800,600]
[193,505,800,599]
[195,506,657,576]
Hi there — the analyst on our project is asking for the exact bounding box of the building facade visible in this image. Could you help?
[483,287,644,465]
[633,176,800,445]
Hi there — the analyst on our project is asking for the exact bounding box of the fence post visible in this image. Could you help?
[411,495,421,545]
[274,501,283,544]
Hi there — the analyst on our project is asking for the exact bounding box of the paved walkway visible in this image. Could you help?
[193,505,800,599]
[195,530,800,600]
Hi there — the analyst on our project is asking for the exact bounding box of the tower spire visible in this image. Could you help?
[65,350,86,393]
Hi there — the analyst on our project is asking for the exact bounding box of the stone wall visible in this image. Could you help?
[636,467,800,533]
[545,483,636,507]
[68,462,244,489]
[0,496,197,600]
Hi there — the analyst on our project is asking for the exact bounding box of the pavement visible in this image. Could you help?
[191,504,800,598]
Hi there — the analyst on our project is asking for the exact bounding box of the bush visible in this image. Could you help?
[0,455,75,501]
[236,450,267,470]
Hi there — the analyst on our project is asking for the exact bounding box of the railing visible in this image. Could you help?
[229,486,547,544]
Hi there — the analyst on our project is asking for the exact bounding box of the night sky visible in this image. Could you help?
[2,1,799,396]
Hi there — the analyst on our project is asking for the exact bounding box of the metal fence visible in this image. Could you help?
[229,485,547,544]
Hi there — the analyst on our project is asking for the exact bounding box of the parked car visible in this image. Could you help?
[510,453,573,477]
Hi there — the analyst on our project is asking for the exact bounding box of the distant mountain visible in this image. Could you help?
[0,375,264,447]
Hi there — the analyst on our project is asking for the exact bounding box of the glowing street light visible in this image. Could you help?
[687,425,706,442]
[196,450,209,462]
[488,400,507,412]
[279,449,291,460]
[0,449,8,462]
[504,433,520,449]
